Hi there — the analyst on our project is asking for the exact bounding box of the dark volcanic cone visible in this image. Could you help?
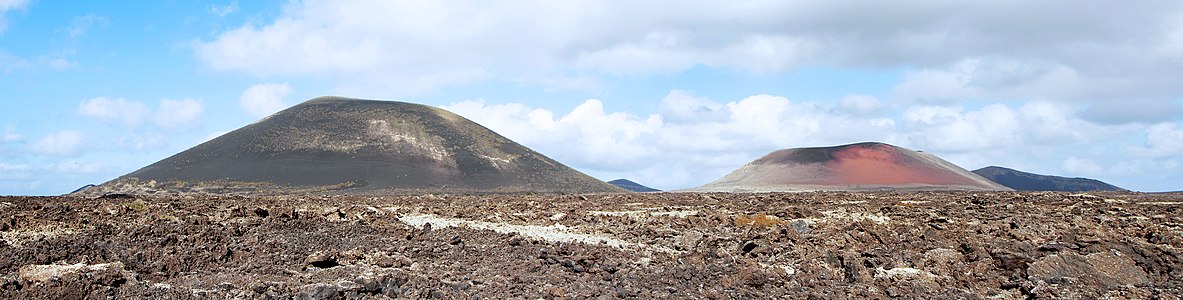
[608,179,660,192]
[689,142,1010,192]
[78,97,624,196]
[973,166,1126,192]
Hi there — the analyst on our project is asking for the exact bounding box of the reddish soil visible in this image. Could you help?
[830,145,976,186]
[1,191,1181,299]
[696,142,1007,192]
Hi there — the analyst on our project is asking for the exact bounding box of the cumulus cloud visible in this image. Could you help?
[1063,156,1103,176]
[78,97,150,126]
[194,0,1183,107]
[443,90,907,188]
[239,83,292,118]
[32,130,85,156]
[0,0,30,33]
[210,1,238,17]
[78,97,204,129]
[892,58,1084,104]
[902,101,1105,154]
[1080,100,1183,125]
[1132,123,1183,158]
[0,162,30,180]
[3,125,22,142]
[659,90,726,123]
[440,89,1169,189]
[838,94,883,116]
[67,14,108,38]
[54,160,105,174]
[903,104,1021,153]
[154,98,204,129]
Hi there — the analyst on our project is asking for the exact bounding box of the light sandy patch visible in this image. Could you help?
[588,209,699,219]
[759,262,797,275]
[819,209,891,224]
[398,213,678,254]
[874,267,937,279]
[19,262,124,282]
[900,200,929,204]
[0,224,82,247]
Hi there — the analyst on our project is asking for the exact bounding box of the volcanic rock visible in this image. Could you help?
[1027,250,1150,288]
[77,97,624,196]
[608,179,660,192]
[690,142,1009,192]
[972,166,1126,192]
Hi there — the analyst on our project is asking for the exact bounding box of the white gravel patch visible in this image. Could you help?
[874,267,937,279]
[587,209,699,218]
[398,213,678,253]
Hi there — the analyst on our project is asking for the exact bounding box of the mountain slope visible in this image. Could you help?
[78,96,624,196]
[972,166,1125,192]
[608,179,660,192]
[690,142,1010,192]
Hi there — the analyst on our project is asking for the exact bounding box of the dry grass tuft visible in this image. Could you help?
[122,199,149,212]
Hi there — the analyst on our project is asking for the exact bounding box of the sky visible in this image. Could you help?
[2,0,1183,195]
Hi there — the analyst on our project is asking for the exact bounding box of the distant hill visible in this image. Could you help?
[608,179,660,192]
[68,184,96,195]
[972,166,1125,192]
[76,96,624,196]
[689,142,1010,192]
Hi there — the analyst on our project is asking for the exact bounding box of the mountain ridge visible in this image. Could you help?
[689,142,1010,192]
[608,179,660,192]
[972,166,1125,192]
[76,96,625,196]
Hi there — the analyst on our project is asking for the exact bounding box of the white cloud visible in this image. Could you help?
[78,97,205,129]
[659,90,726,123]
[1,49,76,72]
[0,162,30,180]
[55,160,105,174]
[902,101,1107,154]
[1063,156,1103,176]
[903,104,1020,153]
[239,83,292,118]
[0,0,30,33]
[194,0,1183,109]
[3,125,22,142]
[210,1,238,17]
[0,0,27,11]
[838,94,883,116]
[1132,123,1183,158]
[32,130,85,156]
[154,98,204,129]
[78,97,150,126]
[67,14,108,38]
[892,58,1084,104]
[441,89,1173,190]
[0,50,31,71]
[446,99,663,171]
[443,90,905,188]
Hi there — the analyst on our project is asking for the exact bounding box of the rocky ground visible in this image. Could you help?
[1,191,1181,299]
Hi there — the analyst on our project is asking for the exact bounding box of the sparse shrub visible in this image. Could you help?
[733,213,786,227]
[122,199,149,212]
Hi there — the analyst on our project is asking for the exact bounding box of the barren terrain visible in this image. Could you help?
[2,192,1181,299]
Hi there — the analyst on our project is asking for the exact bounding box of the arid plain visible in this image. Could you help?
[3,191,1181,299]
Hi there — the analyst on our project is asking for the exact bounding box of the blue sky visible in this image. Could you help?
[3,1,1183,195]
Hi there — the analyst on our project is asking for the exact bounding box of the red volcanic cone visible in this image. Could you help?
[691,142,1010,192]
